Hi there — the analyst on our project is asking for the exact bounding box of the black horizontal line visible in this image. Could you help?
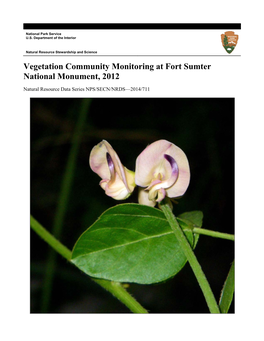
[23,55,241,57]
[23,23,241,30]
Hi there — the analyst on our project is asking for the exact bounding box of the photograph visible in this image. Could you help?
[30,97,234,313]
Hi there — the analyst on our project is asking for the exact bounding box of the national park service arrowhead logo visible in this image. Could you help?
[221,31,239,54]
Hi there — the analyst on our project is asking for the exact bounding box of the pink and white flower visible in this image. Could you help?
[89,140,135,200]
[135,140,190,206]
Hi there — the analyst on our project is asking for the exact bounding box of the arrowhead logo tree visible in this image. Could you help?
[221,31,239,54]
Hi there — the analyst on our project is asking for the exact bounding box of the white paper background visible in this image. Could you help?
[2,1,263,340]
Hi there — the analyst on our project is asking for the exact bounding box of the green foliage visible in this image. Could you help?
[223,35,229,46]
[177,210,203,247]
[178,210,203,228]
[219,261,235,313]
[71,204,201,284]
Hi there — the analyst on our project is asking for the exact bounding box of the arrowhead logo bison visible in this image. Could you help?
[221,31,239,54]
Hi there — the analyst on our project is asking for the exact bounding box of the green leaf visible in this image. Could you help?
[177,211,203,248]
[71,204,200,284]
[219,261,235,313]
[178,211,203,228]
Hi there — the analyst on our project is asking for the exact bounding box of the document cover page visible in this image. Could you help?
[2,6,263,340]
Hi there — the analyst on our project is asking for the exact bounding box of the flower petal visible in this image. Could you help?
[135,140,173,187]
[89,140,110,180]
[162,154,179,188]
[103,140,131,193]
[156,188,166,202]
[148,185,166,202]
[106,152,115,178]
[165,148,190,198]
[138,188,156,207]
[90,140,136,200]
[101,173,132,200]
[90,140,132,191]
[135,140,190,204]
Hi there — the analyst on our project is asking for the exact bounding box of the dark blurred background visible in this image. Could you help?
[30,98,234,313]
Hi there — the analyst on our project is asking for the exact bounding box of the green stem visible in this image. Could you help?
[41,99,91,312]
[30,215,148,314]
[94,280,148,314]
[193,228,234,241]
[52,99,92,239]
[160,199,220,313]
[31,216,72,261]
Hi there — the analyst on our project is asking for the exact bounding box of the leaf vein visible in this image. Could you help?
[73,230,173,258]
[103,213,167,221]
